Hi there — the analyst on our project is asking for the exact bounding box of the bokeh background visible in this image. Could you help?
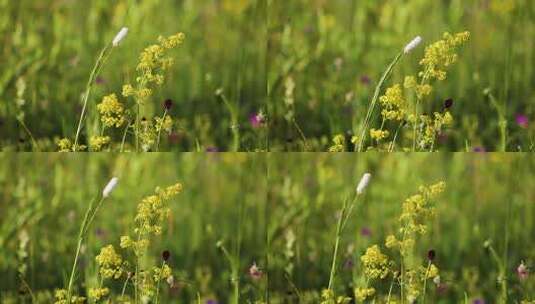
[0,0,266,151]
[268,153,535,303]
[0,153,268,303]
[268,0,535,151]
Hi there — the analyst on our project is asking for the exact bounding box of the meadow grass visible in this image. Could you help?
[0,0,267,152]
[268,0,535,151]
[0,153,534,302]
[0,153,268,303]
[267,153,534,303]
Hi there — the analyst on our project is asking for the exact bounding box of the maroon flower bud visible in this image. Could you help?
[164,99,173,110]
[427,249,436,261]
[162,250,170,261]
[444,98,453,109]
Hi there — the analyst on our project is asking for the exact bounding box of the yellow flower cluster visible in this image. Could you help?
[379,84,406,121]
[89,136,111,151]
[361,183,446,303]
[370,129,389,141]
[119,183,182,257]
[155,115,173,133]
[139,119,157,151]
[399,181,446,236]
[328,134,345,152]
[354,287,376,302]
[95,245,123,279]
[96,94,126,128]
[427,264,439,279]
[122,33,185,104]
[360,245,390,279]
[419,32,470,82]
[57,138,72,152]
[152,264,172,282]
[320,289,351,304]
[418,112,453,148]
[88,287,110,301]
[54,289,85,304]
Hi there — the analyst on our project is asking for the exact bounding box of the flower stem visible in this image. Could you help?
[357,51,403,152]
[66,196,102,301]
[328,194,358,290]
[73,45,111,152]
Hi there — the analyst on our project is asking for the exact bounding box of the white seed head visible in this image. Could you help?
[102,177,119,198]
[356,173,372,195]
[112,27,129,47]
[404,36,422,54]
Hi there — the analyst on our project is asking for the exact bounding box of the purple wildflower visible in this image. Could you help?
[516,114,529,128]
[249,262,263,280]
[360,227,372,237]
[360,75,371,85]
[249,112,265,128]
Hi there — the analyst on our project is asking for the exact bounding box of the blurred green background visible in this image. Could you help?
[0,153,267,303]
[268,0,535,151]
[267,153,535,303]
[0,0,266,151]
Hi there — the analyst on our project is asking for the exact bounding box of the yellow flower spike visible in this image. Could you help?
[360,245,390,279]
[95,245,123,279]
[370,129,390,141]
[97,94,126,128]
[122,84,135,97]
[89,136,111,152]
[404,76,417,89]
[57,138,72,152]
[427,264,439,279]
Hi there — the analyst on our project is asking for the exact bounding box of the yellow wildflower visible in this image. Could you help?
[361,245,390,279]
[95,245,123,279]
[370,129,389,141]
[427,264,439,279]
[88,287,110,301]
[57,138,72,152]
[97,94,126,128]
[89,136,111,152]
[379,84,406,121]
[328,134,346,152]
[355,287,376,302]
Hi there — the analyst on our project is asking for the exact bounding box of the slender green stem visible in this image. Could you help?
[120,121,132,153]
[74,45,111,151]
[135,103,140,152]
[155,110,168,152]
[17,118,39,151]
[67,197,97,301]
[120,275,130,298]
[422,260,431,304]
[83,197,106,235]
[357,52,403,152]
[328,194,359,290]
[291,118,309,151]
[219,92,240,152]
[155,261,165,304]
[386,277,395,304]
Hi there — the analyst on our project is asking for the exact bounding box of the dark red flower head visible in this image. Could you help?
[162,250,171,261]
[444,98,453,109]
[427,249,436,261]
[164,99,173,110]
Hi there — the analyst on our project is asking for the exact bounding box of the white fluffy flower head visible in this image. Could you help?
[404,36,422,54]
[112,27,129,47]
[102,177,119,198]
[356,173,372,195]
